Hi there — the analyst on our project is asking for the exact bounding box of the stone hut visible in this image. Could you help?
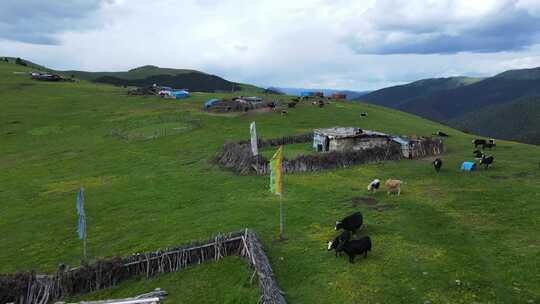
[313,127,394,152]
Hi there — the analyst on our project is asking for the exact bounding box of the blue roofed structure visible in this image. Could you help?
[170,90,190,99]
[204,98,220,108]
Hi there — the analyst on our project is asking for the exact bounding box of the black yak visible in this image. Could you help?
[336,236,372,263]
[436,131,449,137]
[433,158,443,172]
[327,230,352,257]
[480,155,494,169]
[335,212,363,234]
[473,139,487,148]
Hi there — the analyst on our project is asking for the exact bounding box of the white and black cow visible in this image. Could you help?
[336,236,372,263]
[335,212,363,234]
[484,139,496,149]
[433,158,443,173]
[367,179,381,192]
[480,155,494,169]
[473,139,487,149]
[327,230,352,257]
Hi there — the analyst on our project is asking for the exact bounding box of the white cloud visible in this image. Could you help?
[1,0,540,90]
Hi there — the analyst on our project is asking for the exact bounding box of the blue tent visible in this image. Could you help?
[461,161,476,171]
[170,90,190,99]
[204,98,220,108]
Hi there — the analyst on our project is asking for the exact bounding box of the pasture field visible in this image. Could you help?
[1,61,539,303]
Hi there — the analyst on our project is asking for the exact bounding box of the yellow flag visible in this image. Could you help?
[269,146,283,195]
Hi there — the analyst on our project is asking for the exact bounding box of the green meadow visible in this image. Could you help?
[1,61,539,303]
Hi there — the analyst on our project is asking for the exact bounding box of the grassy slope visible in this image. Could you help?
[1,61,539,303]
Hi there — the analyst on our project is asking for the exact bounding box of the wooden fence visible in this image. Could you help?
[214,134,444,175]
[214,134,406,175]
[0,230,286,304]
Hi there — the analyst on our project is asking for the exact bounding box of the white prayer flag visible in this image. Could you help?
[250,122,258,156]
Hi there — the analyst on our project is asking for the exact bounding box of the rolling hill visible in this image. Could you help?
[1,60,539,303]
[451,96,540,144]
[60,65,253,93]
[1,58,261,93]
[359,68,540,144]
[359,76,482,108]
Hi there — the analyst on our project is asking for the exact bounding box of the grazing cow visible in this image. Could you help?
[287,102,297,108]
[318,100,325,108]
[385,179,403,196]
[484,139,496,149]
[336,236,372,263]
[433,158,443,172]
[367,179,380,192]
[436,131,449,137]
[360,112,368,117]
[327,230,352,257]
[335,212,363,234]
[480,155,494,169]
[473,139,487,148]
[473,149,485,160]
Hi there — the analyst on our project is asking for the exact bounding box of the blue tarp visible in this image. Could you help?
[204,98,220,108]
[171,90,190,99]
[461,161,476,171]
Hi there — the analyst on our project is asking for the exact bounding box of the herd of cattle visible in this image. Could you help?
[327,136,500,264]
[328,212,371,263]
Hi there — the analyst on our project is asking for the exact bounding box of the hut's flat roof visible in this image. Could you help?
[314,127,388,139]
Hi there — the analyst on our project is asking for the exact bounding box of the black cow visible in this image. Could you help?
[436,131,449,137]
[480,155,494,169]
[484,139,496,149]
[473,150,484,161]
[433,158,443,172]
[360,112,368,117]
[335,212,363,234]
[336,236,372,263]
[287,102,297,108]
[327,230,352,257]
[473,139,487,148]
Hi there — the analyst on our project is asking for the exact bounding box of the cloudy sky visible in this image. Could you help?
[2,0,540,90]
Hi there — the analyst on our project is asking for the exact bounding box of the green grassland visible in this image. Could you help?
[1,61,540,303]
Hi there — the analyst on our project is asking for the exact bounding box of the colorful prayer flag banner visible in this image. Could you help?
[269,146,283,195]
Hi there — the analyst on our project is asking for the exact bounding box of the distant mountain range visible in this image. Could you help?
[61,65,261,93]
[4,58,261,93]
[272,87,371,100]
[358,68,540,145]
